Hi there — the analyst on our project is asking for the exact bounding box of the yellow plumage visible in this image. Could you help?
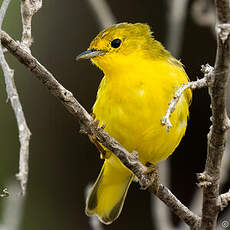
[77,23,192,224]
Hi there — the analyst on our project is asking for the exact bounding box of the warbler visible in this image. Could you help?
[77,23,191,224]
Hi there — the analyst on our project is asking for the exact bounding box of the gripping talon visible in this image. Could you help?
[91,112,96,120]
[141,162,159,190]
[89,134,109,159]
[88,117,109,159]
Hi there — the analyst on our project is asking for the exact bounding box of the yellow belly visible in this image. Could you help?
[93,60,191,165]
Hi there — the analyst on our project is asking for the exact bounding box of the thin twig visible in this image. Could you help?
[201,0,230,229]
[0,0,31,196]
[15,0,42,195]
[0,30,201,228]
[162,64,214,132]
[20,0,42,51]
[87,0,115,29]
[0,0,10,26]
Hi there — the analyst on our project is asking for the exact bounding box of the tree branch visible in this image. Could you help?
[201,0,230,229]
[162,1,230,229]
[13,0,42,195]
[162,64,214,132]
[0,0,32,196]
[0,0,10,25]
[0,30,201,228]
[20,0,42,51]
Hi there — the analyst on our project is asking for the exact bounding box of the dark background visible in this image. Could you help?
[0,0,228,230]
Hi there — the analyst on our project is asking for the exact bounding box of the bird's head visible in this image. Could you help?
[76,23,169,74]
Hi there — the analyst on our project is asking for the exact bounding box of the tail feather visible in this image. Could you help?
[86,155,133,224]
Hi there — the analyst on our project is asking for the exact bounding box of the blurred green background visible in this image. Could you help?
[0,0,228,230]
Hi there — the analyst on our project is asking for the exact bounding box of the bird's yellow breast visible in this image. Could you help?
[93,57,191,164]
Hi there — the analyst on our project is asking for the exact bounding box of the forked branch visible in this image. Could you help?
[162,1,230,228]
[201,0,230,229]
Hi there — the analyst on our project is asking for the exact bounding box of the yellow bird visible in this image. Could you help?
[77,23,191,224]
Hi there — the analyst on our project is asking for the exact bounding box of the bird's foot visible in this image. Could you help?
[91,112,96,120]
[140,162,159,191]
[88,133,111,159]
[88,114,109,159]
[91,113,106,129]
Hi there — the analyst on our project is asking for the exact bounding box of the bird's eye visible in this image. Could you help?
[111,39,121,48]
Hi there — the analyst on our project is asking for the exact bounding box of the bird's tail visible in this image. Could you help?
[85,155,133,224]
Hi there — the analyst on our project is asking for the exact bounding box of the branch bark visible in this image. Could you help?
[0,0,32,196]
[14,0,42,196]
[0,30,201,228]
[21,0,42,51]
[201,0,230,229]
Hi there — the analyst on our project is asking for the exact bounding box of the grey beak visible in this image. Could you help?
[76,49,106,61]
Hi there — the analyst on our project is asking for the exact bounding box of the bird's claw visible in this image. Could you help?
[89,114,109,159]
[91,113,106,129]
[140,162,159,191]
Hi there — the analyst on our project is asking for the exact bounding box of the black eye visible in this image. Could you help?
[111,38,121,48]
